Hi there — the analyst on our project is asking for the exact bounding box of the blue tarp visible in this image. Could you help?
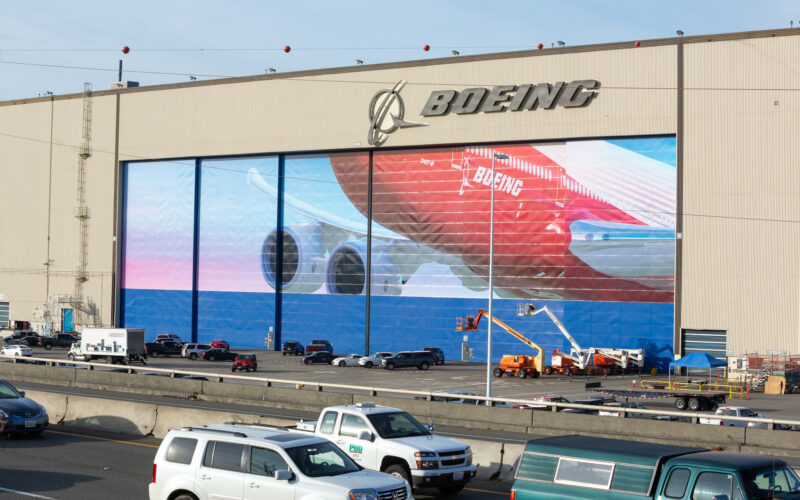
[670,352,726,369]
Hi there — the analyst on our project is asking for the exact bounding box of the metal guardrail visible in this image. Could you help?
[2,355,799,431]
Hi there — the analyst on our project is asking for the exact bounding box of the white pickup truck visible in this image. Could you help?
[295,402,477,494]
[699,406,763,427]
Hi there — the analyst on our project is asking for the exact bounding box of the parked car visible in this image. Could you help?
[700,406,762,427]
[513,395,570,410]
[149,424,409,500]
[181,343,211,360]
[154,333,183,344]
[380,351,435,370]
[301,351,337,365]
[423,346,445,365]
[305,339,333,353]
[598,401,649,417]
[431,390,482,405]
[0,378,48,436]
[231,354,257,372]
[209,339,230,350]
[0,345,33,357]
[4,339,29,347]
[281,340,305,356]
[358,351,394,368]
[145,341,183,358]
[2,330,35,342]
[332,354,362,367]
[40,333,79,350]
[201,348,237,361]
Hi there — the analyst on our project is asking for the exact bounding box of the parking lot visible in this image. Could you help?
[12,344,800,421]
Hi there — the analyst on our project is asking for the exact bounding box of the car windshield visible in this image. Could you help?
[367,411,429,439]
[0,381,22,399]
[285,441,360,477]
[742,465,800,497]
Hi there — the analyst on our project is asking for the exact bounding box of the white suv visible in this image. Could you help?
[149,424,412,500]
[181,343,211,360]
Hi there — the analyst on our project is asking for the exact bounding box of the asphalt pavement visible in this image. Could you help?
[0,424,510,500]
[18,346,800,419]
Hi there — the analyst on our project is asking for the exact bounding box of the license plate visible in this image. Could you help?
[25,420,36,428]
[453,471,463,481]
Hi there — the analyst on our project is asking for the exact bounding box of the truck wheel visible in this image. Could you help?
[45,344,53,350]
[151,352,158,358]
[106,356,113,364]
[282,352,286,356]
[517,370,528,379]
[531,370,540,379]
[675,397,688,410]
[189,353,197,360]
[231,367,236,372]
[304,358,311,365]
[544,366,553,375]
[438,485,465,496]
[209,355,216,361]
[67,353,74,361]
[365,361,373,368]
[383,464,410,485]
[493,367,503,377]
[688,397,701,411]
[386,362,395,370]
[419,361,429,371]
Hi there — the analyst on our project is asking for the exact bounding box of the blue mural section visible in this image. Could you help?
[120,289,193,341]
[121,288,673,367]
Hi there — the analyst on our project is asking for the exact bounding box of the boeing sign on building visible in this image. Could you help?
[369,80,600,145]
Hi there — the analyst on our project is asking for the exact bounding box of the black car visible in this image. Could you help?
[302,351,336,365]
[41,333,79,350]
[201,348,237,361]
[381,351,435,370]
[145,341,183,358]
[22,335,41,347]
[282,340,305,356]
[423,347,445,365]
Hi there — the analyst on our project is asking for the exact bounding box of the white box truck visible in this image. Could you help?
[67,328,147,364]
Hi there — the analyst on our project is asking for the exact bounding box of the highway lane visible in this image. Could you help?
[0,425,510,499]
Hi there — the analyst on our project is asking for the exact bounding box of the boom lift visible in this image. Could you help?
[456,310,545,378]
[516,303,591,375]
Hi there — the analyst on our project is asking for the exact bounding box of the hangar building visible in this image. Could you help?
[1,28,798,367]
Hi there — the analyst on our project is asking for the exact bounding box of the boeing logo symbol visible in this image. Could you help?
[367,80,427,146]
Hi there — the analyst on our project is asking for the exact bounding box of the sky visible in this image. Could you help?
[1,0,799,101]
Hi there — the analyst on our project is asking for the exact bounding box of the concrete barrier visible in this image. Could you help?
[63,394,158,436]
[152,405,263,438]
[23,389,68,423]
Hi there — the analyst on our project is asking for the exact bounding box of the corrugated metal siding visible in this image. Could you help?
[682,36,800,355]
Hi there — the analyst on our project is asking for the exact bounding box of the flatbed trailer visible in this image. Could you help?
[585,382,727,411]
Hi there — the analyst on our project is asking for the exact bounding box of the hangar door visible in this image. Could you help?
[682,329,727,360]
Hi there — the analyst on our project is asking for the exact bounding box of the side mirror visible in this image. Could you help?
[274,469,292,481]
[357,430,373,441]
[18,391,25,397]
[424,423,435,432]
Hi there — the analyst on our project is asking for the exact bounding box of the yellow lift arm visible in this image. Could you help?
[456,309,545,372]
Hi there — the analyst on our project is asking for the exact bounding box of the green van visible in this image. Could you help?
[512,435,800,499]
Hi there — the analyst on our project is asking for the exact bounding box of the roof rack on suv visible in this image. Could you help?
[183,426,248,438]
[224,421,288,431]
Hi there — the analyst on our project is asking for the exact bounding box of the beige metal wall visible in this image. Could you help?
[682,36,800,355]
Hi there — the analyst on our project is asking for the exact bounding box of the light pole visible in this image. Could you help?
[487,152,508,405]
